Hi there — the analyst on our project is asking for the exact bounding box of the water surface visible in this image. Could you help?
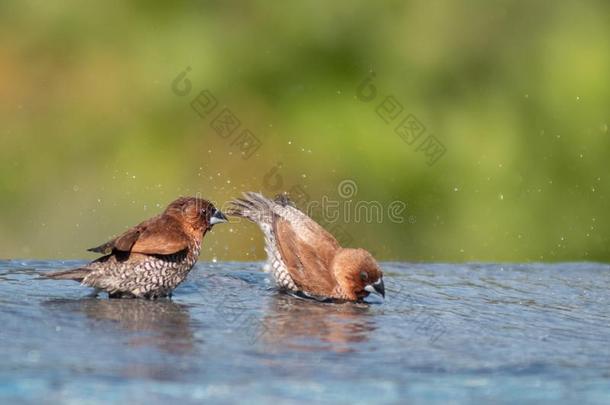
[1,261,609,404]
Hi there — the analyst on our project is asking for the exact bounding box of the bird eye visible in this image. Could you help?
[360,272,368,281]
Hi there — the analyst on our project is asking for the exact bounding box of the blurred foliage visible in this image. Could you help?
[0,0,608,262]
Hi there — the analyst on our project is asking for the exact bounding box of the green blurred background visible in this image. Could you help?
[0,0,608,262]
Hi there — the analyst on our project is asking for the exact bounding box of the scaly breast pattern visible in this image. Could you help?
[84,239,202,298]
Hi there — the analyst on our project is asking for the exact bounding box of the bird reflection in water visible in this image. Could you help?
[43,298,195,355]
[252,295,378,376]
[259,294,377,355]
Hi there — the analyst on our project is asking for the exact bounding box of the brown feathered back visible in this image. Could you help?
[88,197,216,256]
[88,215,190,255]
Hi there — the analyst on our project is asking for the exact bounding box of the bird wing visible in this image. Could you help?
[272,206,341,296]
[88,215,190,256]
[228,192,342,295]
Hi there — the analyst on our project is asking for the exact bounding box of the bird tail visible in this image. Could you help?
[227,192,282,225]
[228,192,295,278]
[43,268,91,282]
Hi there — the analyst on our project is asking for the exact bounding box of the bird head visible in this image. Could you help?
[331,248,384,301]
[165,196,228,232]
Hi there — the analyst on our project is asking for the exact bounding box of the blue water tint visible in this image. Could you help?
[0,260,609,404]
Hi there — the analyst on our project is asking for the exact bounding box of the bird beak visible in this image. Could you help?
[209,209,228,226]
[364,277,385,299]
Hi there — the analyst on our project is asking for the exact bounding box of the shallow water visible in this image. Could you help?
[0,260,609,404]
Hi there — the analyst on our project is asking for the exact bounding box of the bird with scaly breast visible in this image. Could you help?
[45,196,227,299]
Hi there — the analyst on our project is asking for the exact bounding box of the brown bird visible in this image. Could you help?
[45,196,228,299]
[228,192,384,302]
